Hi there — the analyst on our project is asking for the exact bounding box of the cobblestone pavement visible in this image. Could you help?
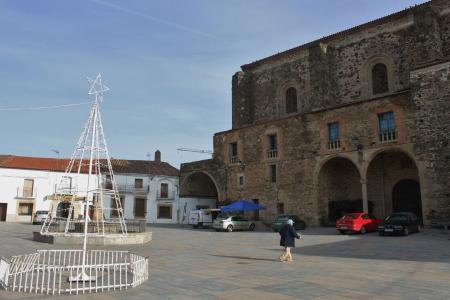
[0,223,449,300]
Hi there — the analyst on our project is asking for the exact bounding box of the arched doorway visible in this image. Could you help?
[392,179,422,220]
[366,150,422,219]
[318,157,362,225]
[56,201,71,219]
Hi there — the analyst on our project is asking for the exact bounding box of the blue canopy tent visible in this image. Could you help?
[220,200,266,212]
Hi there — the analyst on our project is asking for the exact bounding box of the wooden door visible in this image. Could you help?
[134,198,146,218]
[0,203,7,221]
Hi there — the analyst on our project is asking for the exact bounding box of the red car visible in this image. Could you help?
[336,212,382,234]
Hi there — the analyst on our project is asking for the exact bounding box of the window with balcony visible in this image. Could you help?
[267,134,278,159]
[135,178,143,189]
[23,179,34,197]
[160,183,169,198]
[372,63,389,95]
[327,122,341,150]
[270,164,277,183]
[230,142,239,164]
[61,176,72,193]
[158,204,172,219]
[285,87,298,114]
[378,112,396,142]
[105,175,112,189]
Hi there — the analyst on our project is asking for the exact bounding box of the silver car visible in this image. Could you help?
[213,215,256,232]
[33,210,49,224]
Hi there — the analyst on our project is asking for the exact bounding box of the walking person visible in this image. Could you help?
[279,219,301,262]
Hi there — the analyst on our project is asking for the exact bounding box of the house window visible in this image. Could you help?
[158,204,172,219]
[230,142,239,164]
[18,203,33,216]
[267,134,278,159]
[61,176,72,192]
[160,183,168,198]
[372,63,389,95]
[111,196,125,217]
[378,112,396,142]
[285,87,298,114]
[105,175,112,189]
[270,164,277,183]
[135,178,143,188]
[134,197,146,218]
[327,122,341,150]
[23,179,34,197]
[277,203,284,214]
[238,175,244,186]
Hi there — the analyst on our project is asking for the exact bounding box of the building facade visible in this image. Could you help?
[0,151,180,224]
[180,0,450,226]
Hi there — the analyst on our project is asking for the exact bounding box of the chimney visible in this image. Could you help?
[154,150,161,162]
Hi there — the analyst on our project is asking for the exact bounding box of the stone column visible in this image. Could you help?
[361,179,368,213]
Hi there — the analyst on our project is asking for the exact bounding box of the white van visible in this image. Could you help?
[189,209,221,228]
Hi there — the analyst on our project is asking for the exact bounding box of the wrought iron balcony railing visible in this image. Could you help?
[16,187,37,198]
[103,183,150,194]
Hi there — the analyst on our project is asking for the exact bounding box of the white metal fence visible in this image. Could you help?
[0,250,148,295]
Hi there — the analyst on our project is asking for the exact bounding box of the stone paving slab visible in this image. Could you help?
[0,223,449,299]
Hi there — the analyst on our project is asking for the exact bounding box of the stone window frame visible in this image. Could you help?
[269,164,277,183]
[320,116,347,154]
[285,87,298,114]
[278,80,302,116]
[362,55,395,98]
[229,142,239,164]
[237,173,245,187]
[157,204,172,219]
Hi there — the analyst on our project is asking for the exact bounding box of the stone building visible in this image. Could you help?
[180,0,450,226]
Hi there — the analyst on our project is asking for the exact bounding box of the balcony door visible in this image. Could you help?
[23,179,34,197]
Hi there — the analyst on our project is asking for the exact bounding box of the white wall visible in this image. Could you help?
[0,168,91,222]
[103,173,180,224]
[0,167,180,224]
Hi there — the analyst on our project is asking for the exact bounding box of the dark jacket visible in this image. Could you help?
[279,224,300,247]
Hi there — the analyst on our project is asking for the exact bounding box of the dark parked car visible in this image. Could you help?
[271,214,306,232]
[378,212,421,236]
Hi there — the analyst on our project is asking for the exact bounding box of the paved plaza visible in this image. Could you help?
[0,223,449,300]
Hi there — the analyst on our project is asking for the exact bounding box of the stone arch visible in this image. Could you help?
[317,156,363,225]
[365,148,422,219]
[56,201,71,219]
[180,171,220,203]
[361,55,395,98]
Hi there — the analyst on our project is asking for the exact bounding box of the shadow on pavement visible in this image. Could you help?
[209,254,278,262]
[266,233,450,263]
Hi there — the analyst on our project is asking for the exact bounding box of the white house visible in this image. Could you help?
[0,151,180,224]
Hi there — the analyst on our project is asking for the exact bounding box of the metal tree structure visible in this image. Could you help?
[0,75,148,295]
[41,74,127,238]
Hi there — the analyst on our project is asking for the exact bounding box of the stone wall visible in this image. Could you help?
[411,61,450,219]
[232,1,450,129]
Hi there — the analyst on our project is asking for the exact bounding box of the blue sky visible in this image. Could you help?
[0,0,427,168]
